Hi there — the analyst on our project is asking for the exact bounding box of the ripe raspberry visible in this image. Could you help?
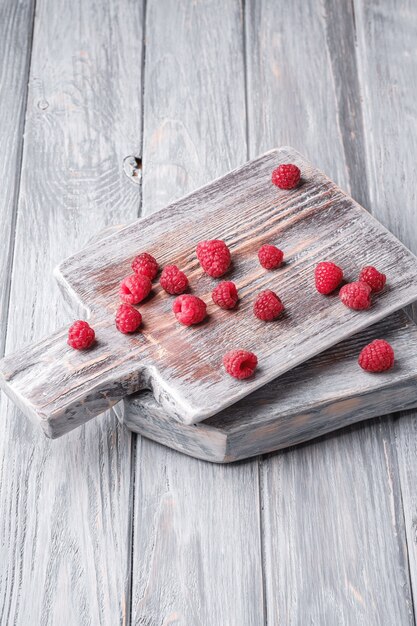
[212,281,238,309]
[254,290,284,321]
[131,252,159,280]
[119,274,152,304]
[339,281,372,310]
[358,339,394,372]
[271,163,301,189]
[160,265,189,295]
[67,320,95,350]
[115,304,142,334]
[315,261,344,295]
[359,266,386,293]
[223,350,258,380]
[196,239,231,278]
[172,294,207,326]
[258,244,284,270]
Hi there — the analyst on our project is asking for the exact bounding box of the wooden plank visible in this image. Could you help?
[0,0,35,356]
[130,1,265,623]
[246,0,415,623]
[353,0,417,610]
[4,148,417,434]
[0,0,144,623]
[119,311,417,462]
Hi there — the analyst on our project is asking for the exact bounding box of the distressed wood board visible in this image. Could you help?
[3,147,417,437]
[116,310,417,462]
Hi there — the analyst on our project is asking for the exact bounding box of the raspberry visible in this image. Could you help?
[315,261,344,295]
[271,164,301,189]
[358,339,394,372]
[119,274,152,304]
[131,252,159,280]
[254,290,284,321]
[258,244,284,270]
[160,265,189,295]
[67,320,95,350]
[172,294,207,326]
[212,281,238,309]
[223,350,258,379]
[115,304,142,333]
[339,281,372,310]
[196,239,231,277]
[359,266,386,293]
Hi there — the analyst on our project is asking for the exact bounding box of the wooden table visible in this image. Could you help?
[1,1,416,624]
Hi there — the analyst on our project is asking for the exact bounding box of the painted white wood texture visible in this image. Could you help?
[0,0,144,623]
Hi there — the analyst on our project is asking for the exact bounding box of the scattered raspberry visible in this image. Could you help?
[119,274,152,304]
[173,294,207,326]
[339,281,372,310]
[315,261,344,295]
[115,304,142,334]
[212,281,238,309]
[67,320,95,350]
[223,350,258,380]
[358,339,394,372]
[359,266,386,293]
[160,265,189,295]
[254,290,284,321]
[258,244,284,270]
[196,239,231,277]
[131,252,159,280]
[271,163,301,189]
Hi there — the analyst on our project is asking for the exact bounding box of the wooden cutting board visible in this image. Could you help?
[116,310,417,462]
[2,147,417,437]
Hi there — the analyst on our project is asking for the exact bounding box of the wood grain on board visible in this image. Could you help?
[354,0,417,612]
[0,0,144,623]
[246,0,415,623]
[119,310,417,462]
[130,1,265,624]
[3,148,417,437]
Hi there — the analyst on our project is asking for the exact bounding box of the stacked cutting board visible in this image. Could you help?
[2,147,417,462]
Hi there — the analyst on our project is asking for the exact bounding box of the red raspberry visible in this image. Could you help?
[67,320,95,350]
[358,339,394,372]
[119,274,152,304]
[271,163,301,189]
[254,290,284,321]
[160,265,189,295]
[173,294,207,326]
[131,252,158,280]
[196,239,231,277]
[315,261,344,295]
[223,350,258,380]
[212,281,238,309]
[258,244,284,270]
[359,266,386,293]
[115,304,142,333]
[339,281,372,310]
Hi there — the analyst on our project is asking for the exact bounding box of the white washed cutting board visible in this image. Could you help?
[1,147,417,436]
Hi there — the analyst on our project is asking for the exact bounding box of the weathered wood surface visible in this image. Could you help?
[354,0,417,612]
[0,0,35,356]
[3,149,417,435]
[130,1,265,623]
[119,310,417,462]
[246,0,416,623]
[0,0,144,623]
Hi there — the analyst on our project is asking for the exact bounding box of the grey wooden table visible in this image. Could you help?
[1,1,417,624]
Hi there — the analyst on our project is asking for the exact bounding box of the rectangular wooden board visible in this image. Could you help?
[2,147,417,435]
[116,310,417,462]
